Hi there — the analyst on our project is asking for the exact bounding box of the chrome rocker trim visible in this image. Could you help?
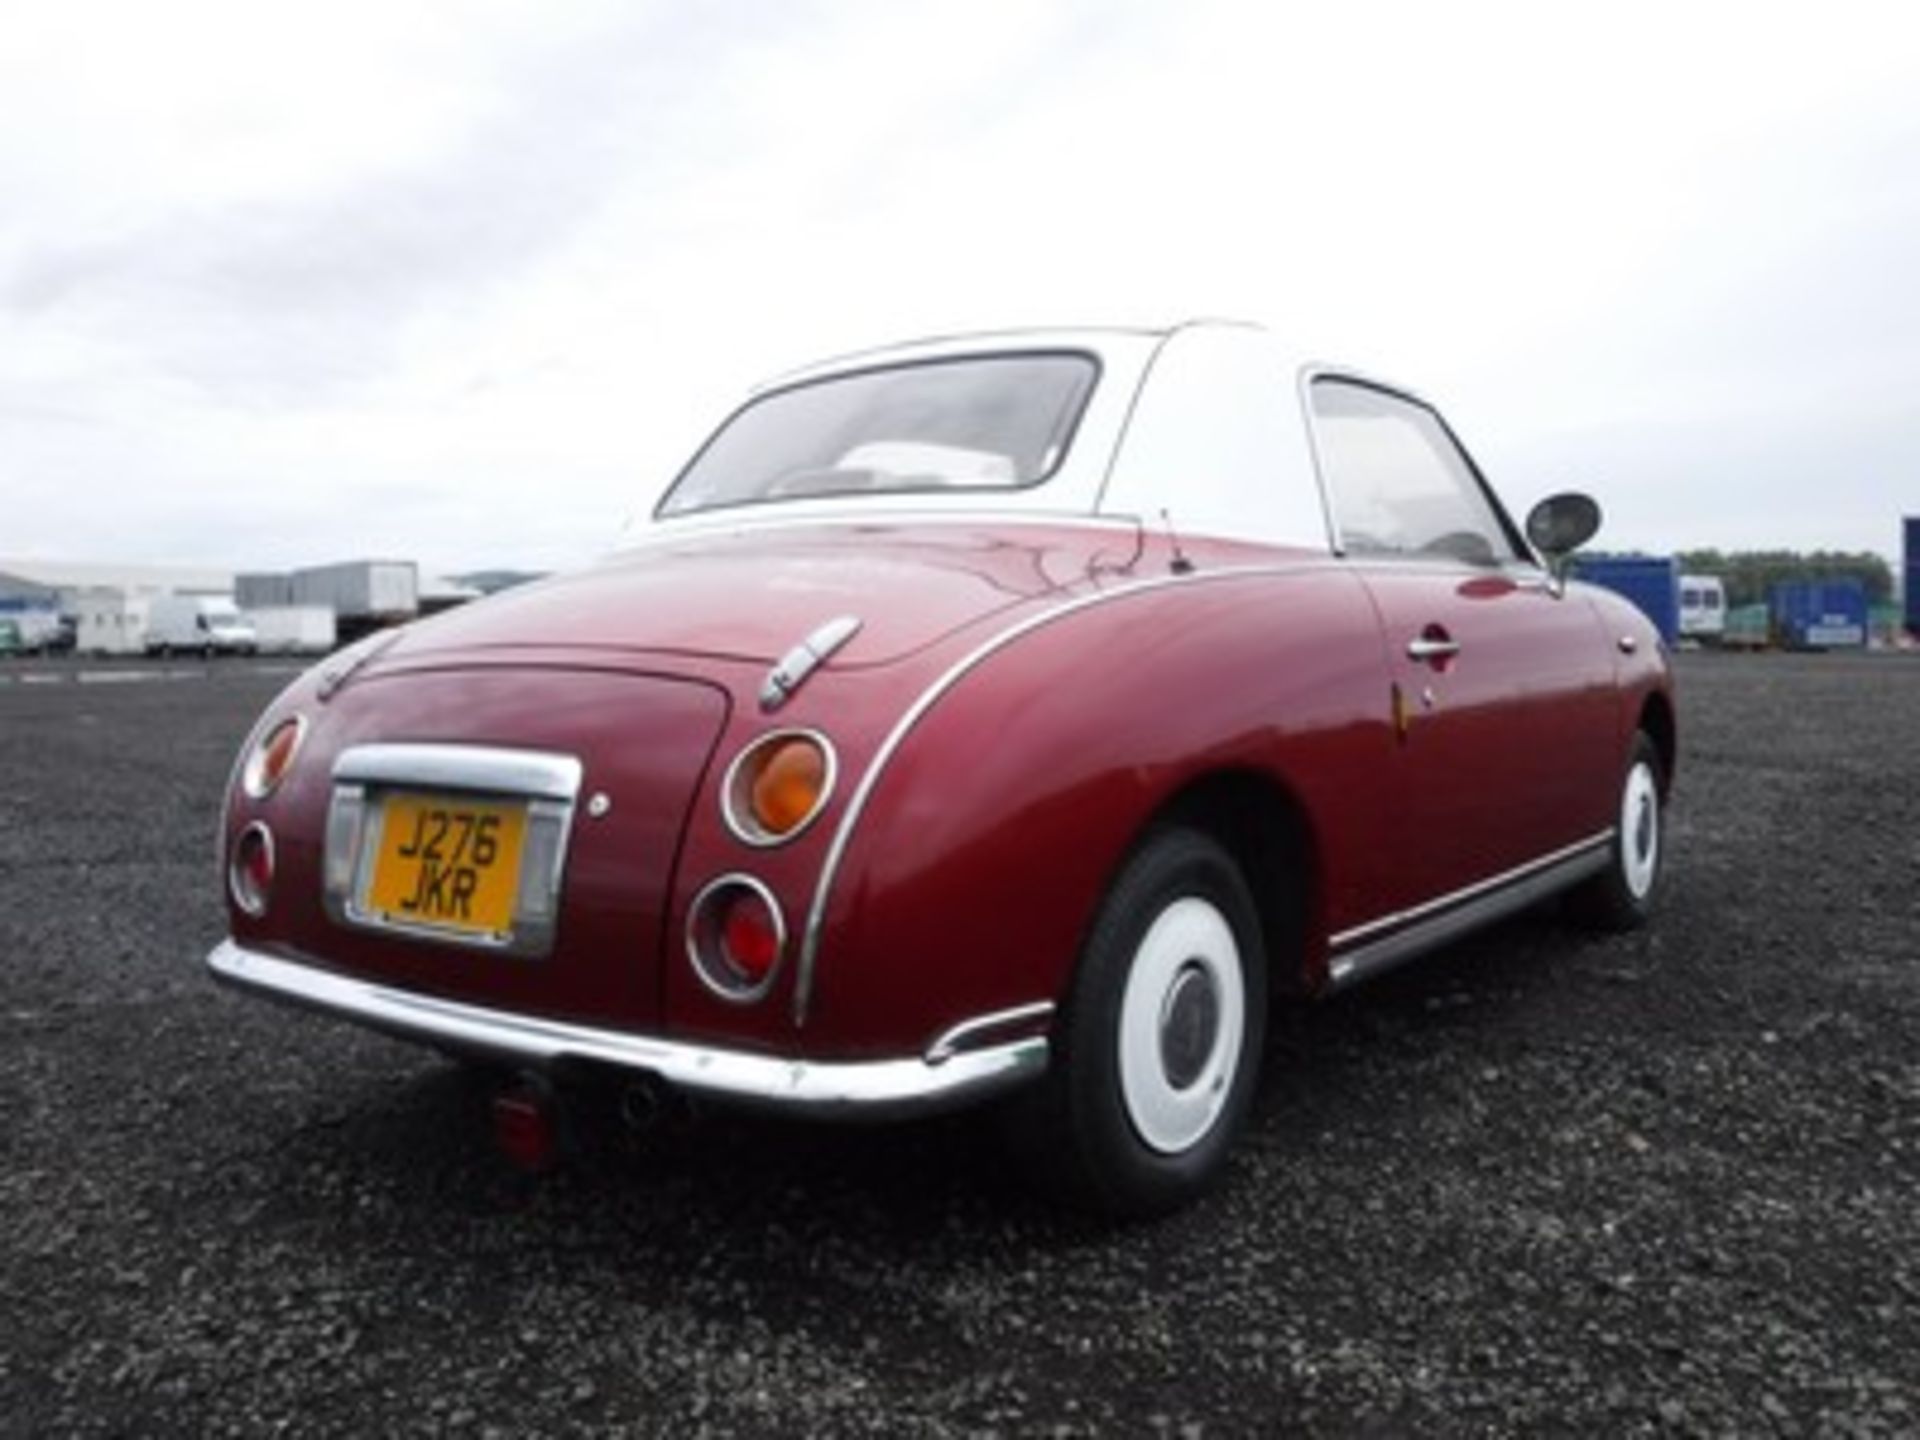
[206,940,1050,1119]
[1325,830,1615,991]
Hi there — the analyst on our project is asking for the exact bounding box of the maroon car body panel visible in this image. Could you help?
[223,514,1672,1065]
[228,663,731,1032]
[390,522,1139,669]
[216,340,1677,1117]
[1351,564,1626,909]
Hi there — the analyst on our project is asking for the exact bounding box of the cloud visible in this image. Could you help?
[1,0,1917,570]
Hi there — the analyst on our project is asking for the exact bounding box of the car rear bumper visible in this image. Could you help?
[206,939,1050,1119]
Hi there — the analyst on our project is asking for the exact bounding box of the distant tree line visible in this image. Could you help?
[1673,550,1895,608]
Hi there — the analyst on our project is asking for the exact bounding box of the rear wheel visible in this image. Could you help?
[1569,731,1664,930]
[1010,827,1267,1218]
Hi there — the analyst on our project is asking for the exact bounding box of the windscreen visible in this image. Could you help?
[656,353,1097,518]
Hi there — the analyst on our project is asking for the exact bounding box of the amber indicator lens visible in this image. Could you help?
[723,732,835,845]
[229,823,275,916]
[687,876,786,1000]
[243,716,306,799]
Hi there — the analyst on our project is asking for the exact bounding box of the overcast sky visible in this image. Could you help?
[3,1,1915,576]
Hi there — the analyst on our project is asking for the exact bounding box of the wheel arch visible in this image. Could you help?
[1638,688,1676,794]
[1130,767,1322,999]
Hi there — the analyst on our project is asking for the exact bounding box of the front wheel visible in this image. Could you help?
[1008,827,1267,1218]
[1568,731,1665,931]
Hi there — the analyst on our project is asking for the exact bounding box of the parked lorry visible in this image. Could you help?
[240,561,417,644]
[245,605,337,655]
[1573,555,1679,644]
[0,607,63,654]
[77,595,152,656]
[144,594,259,656]
[1771,579,1868,649]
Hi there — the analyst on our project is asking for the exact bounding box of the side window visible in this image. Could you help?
[1309,379,1518,565]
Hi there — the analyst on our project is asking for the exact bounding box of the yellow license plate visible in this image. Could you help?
[365,792,528,939]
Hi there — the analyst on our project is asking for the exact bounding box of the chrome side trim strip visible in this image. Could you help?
[792,561,1321,1025]
[207,941,1049,1120]
[332,743,583,801]
[924,1000,1055,1065]
[1329,830,1615,951]
[1325,832,1614,991]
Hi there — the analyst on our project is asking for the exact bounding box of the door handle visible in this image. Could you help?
[1406,636,1461,662]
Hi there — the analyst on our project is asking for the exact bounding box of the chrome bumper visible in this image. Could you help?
[205,940,1049,1119]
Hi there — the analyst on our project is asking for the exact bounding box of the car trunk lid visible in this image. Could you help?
[264,665,730,1034]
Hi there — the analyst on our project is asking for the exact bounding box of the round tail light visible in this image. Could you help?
[722,731,835,845]
[687,875,787,1002]
[242,715,307,799]
[229,822,276,916]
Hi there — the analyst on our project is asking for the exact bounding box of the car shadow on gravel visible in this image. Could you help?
[235,897,1625,1256]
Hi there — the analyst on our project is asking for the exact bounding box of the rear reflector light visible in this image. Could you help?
[229,822,275,916]
[492,1084,559,1172]
[687,875,787,1002]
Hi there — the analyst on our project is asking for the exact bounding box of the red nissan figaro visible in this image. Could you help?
[210,321,1673,1215]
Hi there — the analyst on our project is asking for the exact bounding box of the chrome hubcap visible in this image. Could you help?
[1158,961,1220,1091]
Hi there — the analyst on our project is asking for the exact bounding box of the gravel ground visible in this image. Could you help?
[1,651,1915,1436]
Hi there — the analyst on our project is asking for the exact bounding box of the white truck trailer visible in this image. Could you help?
[246,605,337,655]
[77,594,152,656]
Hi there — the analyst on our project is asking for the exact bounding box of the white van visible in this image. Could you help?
[1679,574,1726,641]
[145,594,259,656]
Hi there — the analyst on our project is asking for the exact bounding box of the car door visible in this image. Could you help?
[1307,377,1620,916]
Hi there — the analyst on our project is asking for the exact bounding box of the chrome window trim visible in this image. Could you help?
[653,349,1106,523]
[323,744,584,960]
[628,508,1149,549]
[206,940,1049,1119]
[720,728,840,847]
[1300,369,1532,567]
[685,872,790,1005]
[793,562,1322,1024]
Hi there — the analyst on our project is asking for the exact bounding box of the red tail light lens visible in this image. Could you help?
[243,716,306,799]
[229,822,275,916]
[687,875,787,1002]
[722,897,781,980]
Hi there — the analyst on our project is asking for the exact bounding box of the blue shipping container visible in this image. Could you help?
[1771,578,1869,649]
[1572,555,1679,644]
[1905,516,1919,637]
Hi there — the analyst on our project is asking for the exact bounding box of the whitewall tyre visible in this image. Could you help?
[1570,731,1665,931]
[1008,826,1267,1218]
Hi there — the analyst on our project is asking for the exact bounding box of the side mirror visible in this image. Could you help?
[1524,492,1602,593]
[1525,492,1602,557]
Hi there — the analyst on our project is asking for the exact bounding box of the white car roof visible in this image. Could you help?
[638,321,1400,553]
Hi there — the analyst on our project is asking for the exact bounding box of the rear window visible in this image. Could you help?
[656,353,1098,518]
